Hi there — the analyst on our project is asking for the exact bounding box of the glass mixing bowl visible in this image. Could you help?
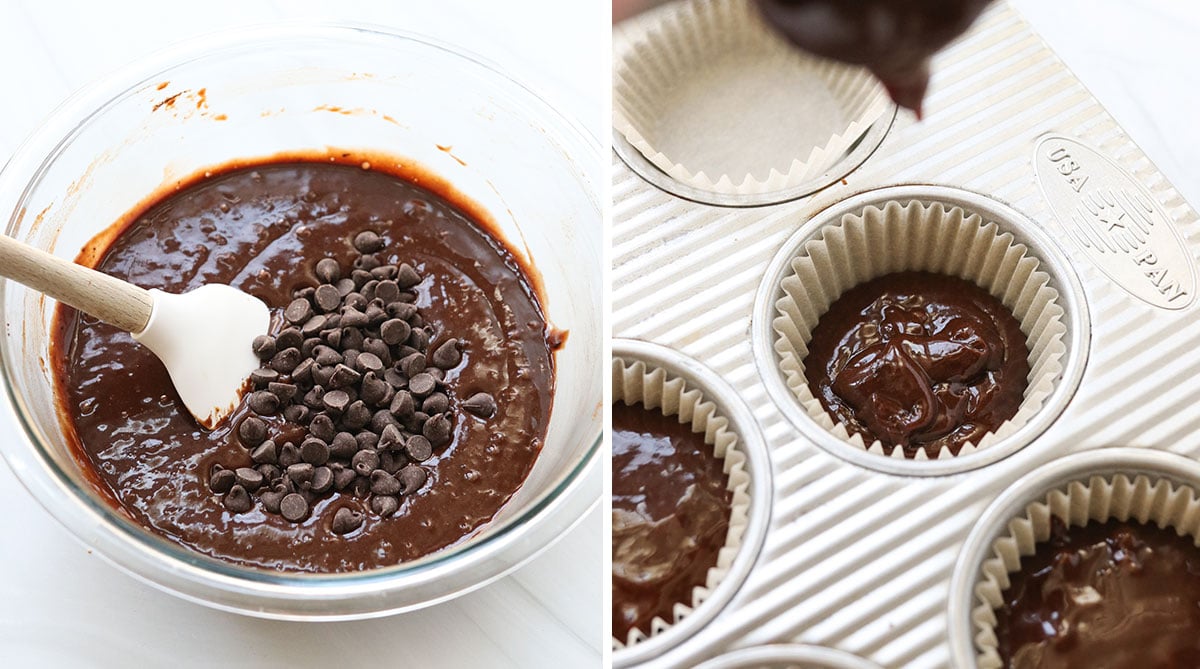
[0,23,602,620]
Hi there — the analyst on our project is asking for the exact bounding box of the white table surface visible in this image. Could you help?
[2,1,1199,667]
[0,1,603,668]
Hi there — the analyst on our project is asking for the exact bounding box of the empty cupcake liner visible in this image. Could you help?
[770,198,1069,463]
[611,351,753,651]
[968,465,1200,668]
[613,0,890,196]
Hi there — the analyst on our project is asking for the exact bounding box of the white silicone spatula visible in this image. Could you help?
[0,233,269,429]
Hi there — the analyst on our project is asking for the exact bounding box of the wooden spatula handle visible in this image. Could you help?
[0,233,153,334]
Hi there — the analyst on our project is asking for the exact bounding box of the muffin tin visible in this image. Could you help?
[612,1,1200,667]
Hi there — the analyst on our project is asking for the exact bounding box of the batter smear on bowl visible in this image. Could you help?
[51,157,557,572]
[804,271,1028,458]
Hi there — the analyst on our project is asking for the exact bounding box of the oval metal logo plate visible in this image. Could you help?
[1034,134,1196,310]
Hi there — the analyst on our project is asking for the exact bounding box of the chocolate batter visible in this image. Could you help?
[996,518,1200,669]
[804,271,1028,458]
[755,0,993,115]
[52,159,555,572]
[612,400,732,641]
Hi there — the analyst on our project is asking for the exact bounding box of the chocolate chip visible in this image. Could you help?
[350,271,372,290]
[286,462,315,485]
[303,385,326,410]
[335,277,355,297]
[323,390,350,414]
[380,319,411,346]
[370,470,402,496]
[314,345,341,367]
[285,298,314,324]
[405,435,433,462]
[396,263,421,289]
[371,409,400,433]
[333,467,357,491]
[386,302,418,321]
[371,495,399,517]
[280,493,309,522]
[343,400,372,430]
[364,304,388,326]
[315,257,341,283]
[341,349,360,371]
[260,489,284,514]
[462,392,497,419]
[323,328,343,349]
[330,432,358,458]
[310,466,334,494]
[268,382,298,402]
[309,414,336,442]
[362,338,392,366]
[295,286,316,300]
[430,339,462,369]
[250,441,278,465]
[341,307,368,328]
[269,347,302,373]
[408,328,430,350]
[409,373,436,397]
[422,413,452,448]
[279,441,301,467]
[300,438,330,465]
[358,373,388,407]
[235,467,264,492]
[356,352,384,374]
[371,265,397,280]
[398,465,427,495]
[378,450,405,474]
[421,392,449,415]
[224,485,253,513]
[390,390,415,417]
[332,506,364,534]
[293,359,315,386]
[314,284,341,312]
[250,368,279,386]
[282,404,311,425]
[374,280,400,304]
[350,476,371,498]
[311,365,335,388]
[356,254,381,271]
[301,315,327,337]
[238,416,268,446]
[355,431,380,451]
[352,230,384,253]
[256,463,281,481]
[352,450,379,477]
[300,337,320,359]
[252,335,276,360]
[248,390,280,415]
[340,327,365,352]
[276,328,303,351]
[378,424,404,450]
[209,468,236,494]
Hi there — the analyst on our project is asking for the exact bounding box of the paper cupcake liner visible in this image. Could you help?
[613,0,890,195]
[970,472,1200,668]
[771,199,1068,461]
[611,355,753,650]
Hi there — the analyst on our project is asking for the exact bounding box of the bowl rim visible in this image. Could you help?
[0,21,603,615]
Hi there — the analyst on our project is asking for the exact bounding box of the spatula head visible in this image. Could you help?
[133,285,270,430]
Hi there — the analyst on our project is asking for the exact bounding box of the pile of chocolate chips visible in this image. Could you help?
[208,230,498,535]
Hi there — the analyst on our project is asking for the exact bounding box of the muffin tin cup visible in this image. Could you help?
[613,0,893,205]
[948,449,1200,668]
[693,644,885,669]
[613,338,773,668]
[752,185,1091,476]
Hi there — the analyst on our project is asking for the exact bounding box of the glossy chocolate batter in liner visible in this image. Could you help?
[996,518,1200,669]
[51,158,555,573]
[611,400,732,641]
[804,271,1029,459]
